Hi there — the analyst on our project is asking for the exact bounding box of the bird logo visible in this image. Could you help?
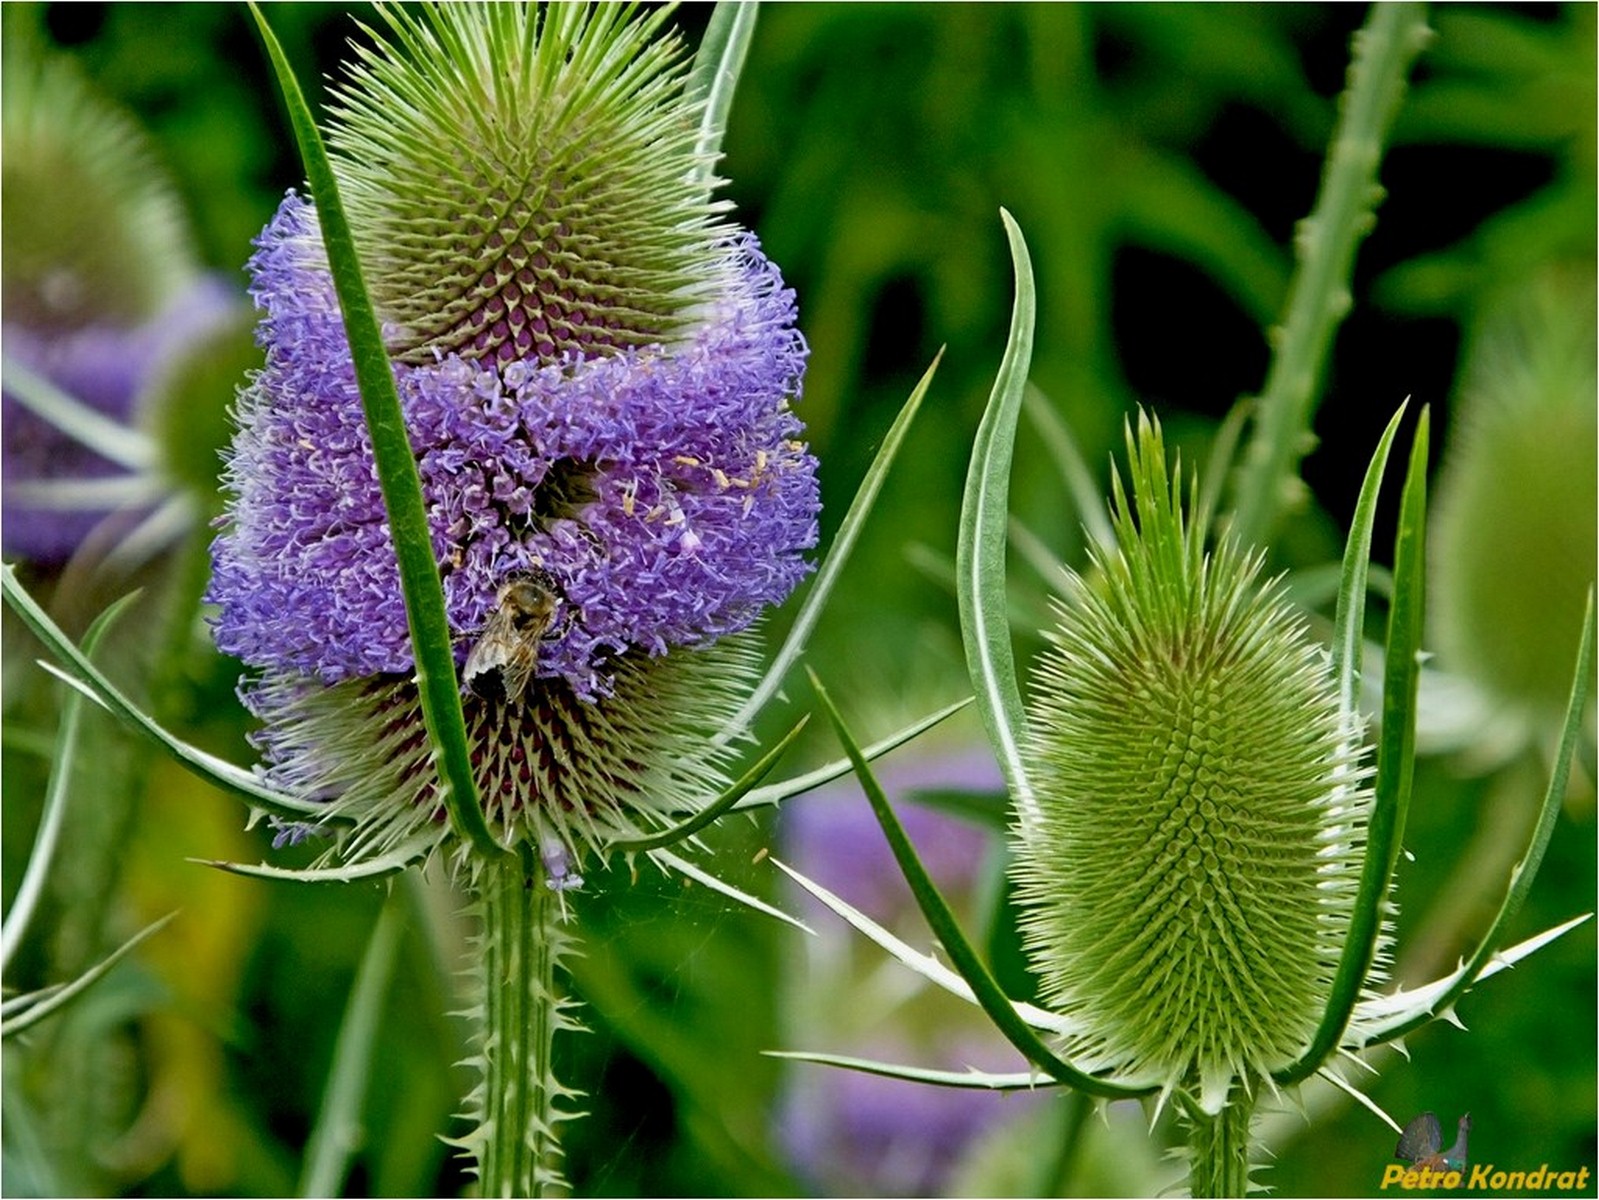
[1395,1111,1472,1172]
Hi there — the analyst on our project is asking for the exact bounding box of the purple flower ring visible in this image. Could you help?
[209,194,819,702]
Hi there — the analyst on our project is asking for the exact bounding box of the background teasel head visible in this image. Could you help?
[2,29,193,333]
[1429,265,1598,762]
[1,30,249,567]
[1012,413,1371,1111]
[205,3,821,871]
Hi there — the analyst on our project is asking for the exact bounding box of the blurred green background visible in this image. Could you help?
[2,3,1593,1196]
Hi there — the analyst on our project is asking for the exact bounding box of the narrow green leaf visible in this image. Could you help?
[1008,517,1074,596]
[1277,409,1427,1085]
[764,1050,1056,1092]
[905,787,1010,830]
[1374,408,1429,876]
[1,593,135,974]
[1317,1069,1405,1135]
[189,833,442,885]
[1,565,326,821]
[652,849,812,933]
[99,495,200,581]
[684,0,758,192]
[716,351,943,742]
[2,914,176,1039]
[248,6,500,861]
[1356,913,1592,1045]
[1,727,57,760]
[1021,385,1115,554]
[777,853,1086,1079]
[0,985,61,1021]
[613,715,808,852]
[1330,403,1407,721]
[734,696,972,811]
[1360,594,1595,1048]
[807,669,1151,1100]
[772,857,1077,1037]
[958,212,1037,822]
[7,476,163,509]
[299,890,406,1198]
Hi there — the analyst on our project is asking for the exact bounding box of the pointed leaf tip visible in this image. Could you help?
[957,213,1037,821]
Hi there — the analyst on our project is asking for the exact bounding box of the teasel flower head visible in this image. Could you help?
[206,3,820,873]
[1430,266,1598,762]
[1011,413,1372,1113]
[2,33,245,565]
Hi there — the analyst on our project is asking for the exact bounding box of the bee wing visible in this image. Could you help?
[464,628,510,683]
[498,647,537,704]
[464,608,522,701]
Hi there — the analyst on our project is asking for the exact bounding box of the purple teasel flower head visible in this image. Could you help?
[205,4,821,873]
[2,35,247,567]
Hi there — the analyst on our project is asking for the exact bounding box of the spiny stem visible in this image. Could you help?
[478,846,565,1197]
[1229,1,1430,548]
[1183,1088,1257,1199]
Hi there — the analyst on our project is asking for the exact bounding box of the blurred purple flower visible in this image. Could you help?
[779,1035,1034,1198]
[2,276,238,562]
[208,194,820,701]
[782,745,1003,919]
[778,745,1037,1196]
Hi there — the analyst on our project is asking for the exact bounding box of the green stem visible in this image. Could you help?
[1183,1089,1256,1199]
[1229,1,1430,548]
[477,847,566,1197]
[1035,1090,1092,1197]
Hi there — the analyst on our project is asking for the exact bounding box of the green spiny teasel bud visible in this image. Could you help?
[2,25,248,567]
[1012,412,1371,1111]
[1431,266,1598,737]
[327,1,727,366]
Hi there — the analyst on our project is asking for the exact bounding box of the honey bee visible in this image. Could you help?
[463,569,564,705]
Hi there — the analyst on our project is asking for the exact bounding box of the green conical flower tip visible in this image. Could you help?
[1013,412,1369,1112]
[1432,267,1598,733]
[1,30,196,328]
[328,2,727,366]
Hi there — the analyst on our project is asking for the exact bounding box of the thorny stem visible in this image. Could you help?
[1183,1087,1257,1199]
[1229,1,1430,548]
[479,846,565,1197]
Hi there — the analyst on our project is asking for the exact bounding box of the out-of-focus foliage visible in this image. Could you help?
[2,3,1592,1197]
